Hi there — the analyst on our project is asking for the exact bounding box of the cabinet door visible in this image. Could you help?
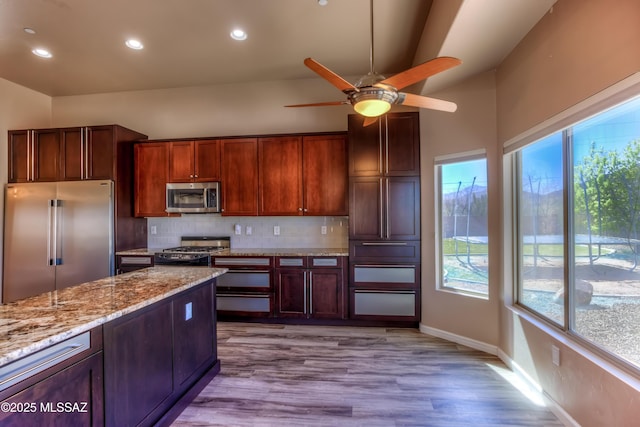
[32,129,60,182]
[60,126,114,180]
[387,176,420,240]
[134,142,170,217]
[349,177,383,240]
[173,283,215,387]
[348,112,420,177]
[194,139,220,181]
[85,126,115,180]
[221,138,258,216]
[104,301,174,427]
[310,269,344,319]
[386,113,420,176]
[0,353,104,427]
[168,141,195,182]
[259,136,303,215]
[276,269,307,317]
[348,115,383,176]
[303,134,348,215]
[60,127,84,180]
[8,130,29,182]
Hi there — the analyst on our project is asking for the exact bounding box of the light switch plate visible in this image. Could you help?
[274,225,280,235]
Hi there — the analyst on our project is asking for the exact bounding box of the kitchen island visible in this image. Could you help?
[0,266,226,427]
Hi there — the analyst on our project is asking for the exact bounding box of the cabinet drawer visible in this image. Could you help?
[213,257,272,267]
[350,241,420,262]
[350,264,418,287]
[277,257,307,268]
[217,294,271,313]
[351,290,417,317]
[216,270,271,291]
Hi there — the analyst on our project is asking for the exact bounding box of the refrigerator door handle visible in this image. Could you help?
[52,199,63,266]
[47,200,53,266]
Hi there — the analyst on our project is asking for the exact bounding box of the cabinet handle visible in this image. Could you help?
[385,178,390,239]
[303,271,307,314]
[80,128,85,179]
[29,130,35,181]
[298,207,303,211]
[379,178,384,239]
[361,242,407,246]
[308,272,313,315]
[194,174,198,178]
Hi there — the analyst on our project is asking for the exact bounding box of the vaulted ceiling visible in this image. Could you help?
[0,0,556,97]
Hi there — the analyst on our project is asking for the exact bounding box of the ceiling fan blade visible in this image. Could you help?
[304,58,358,93]
[397,92,457,113]
[381,57,462,90]
[285,100,349,108]
[362,117,379,127]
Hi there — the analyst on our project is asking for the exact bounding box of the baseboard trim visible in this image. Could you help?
[419,324,578,427]
[497,350,579,427]
[418,323,498,355]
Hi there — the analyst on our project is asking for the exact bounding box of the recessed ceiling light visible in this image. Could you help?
[125,39,144,50]
[230,29,247,41]
[23,28,36,34]
[32,48,52,58]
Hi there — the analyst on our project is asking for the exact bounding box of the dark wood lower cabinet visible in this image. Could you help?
[0,352,104,427]
[275,257,346,320]
[103,300,174,427]
[103,279,218,427]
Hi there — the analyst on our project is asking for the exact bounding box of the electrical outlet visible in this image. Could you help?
[150,225,157,235]
[551,345,560,366]
[246,226,252,235]
[185,302,193,321]
[321,226,327,235]
[234,224,242,235]
[273,225,280,235]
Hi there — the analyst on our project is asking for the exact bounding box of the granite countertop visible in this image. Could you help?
[0,266,226,367]
[117,247,349,257]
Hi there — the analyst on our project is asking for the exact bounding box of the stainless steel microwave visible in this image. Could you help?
[166,182,220,213]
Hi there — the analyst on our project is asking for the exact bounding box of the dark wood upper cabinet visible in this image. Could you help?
[8,129,60,182]
[134,142,170,217]
[221,138,259,216]
[258,134,348,216]
[259,136,303,215]
[169,139,220,182]
[348,112,420,177]
[59,125,118,181]
[303,134,348,216]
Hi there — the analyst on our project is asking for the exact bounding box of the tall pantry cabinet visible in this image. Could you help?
[347,112,421,323]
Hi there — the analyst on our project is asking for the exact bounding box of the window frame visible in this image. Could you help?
[435,150,490,299]
[507,73,640,374]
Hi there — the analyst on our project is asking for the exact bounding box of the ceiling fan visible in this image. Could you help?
[286,0,462,125]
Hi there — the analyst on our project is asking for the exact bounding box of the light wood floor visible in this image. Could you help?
[172,323,563,426]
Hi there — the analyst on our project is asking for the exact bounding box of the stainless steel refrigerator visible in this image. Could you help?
[3,180,114,302]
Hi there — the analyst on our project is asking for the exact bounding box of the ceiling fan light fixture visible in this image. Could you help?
[351,87,398,117]
[354,99,390,117]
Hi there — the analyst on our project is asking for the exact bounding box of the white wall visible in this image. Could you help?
[52,78,354,139]
[0,79,52,297]
[495,0,640,425]
[419,70,499,347]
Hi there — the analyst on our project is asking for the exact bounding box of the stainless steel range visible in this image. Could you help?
[154,236,230,266]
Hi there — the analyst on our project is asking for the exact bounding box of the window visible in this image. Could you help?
[514,95,640,369]
[437,157,489,296]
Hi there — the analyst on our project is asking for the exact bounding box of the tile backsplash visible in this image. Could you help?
[147,215,348,249]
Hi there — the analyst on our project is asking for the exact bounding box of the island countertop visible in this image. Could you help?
[0,266,227,367]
